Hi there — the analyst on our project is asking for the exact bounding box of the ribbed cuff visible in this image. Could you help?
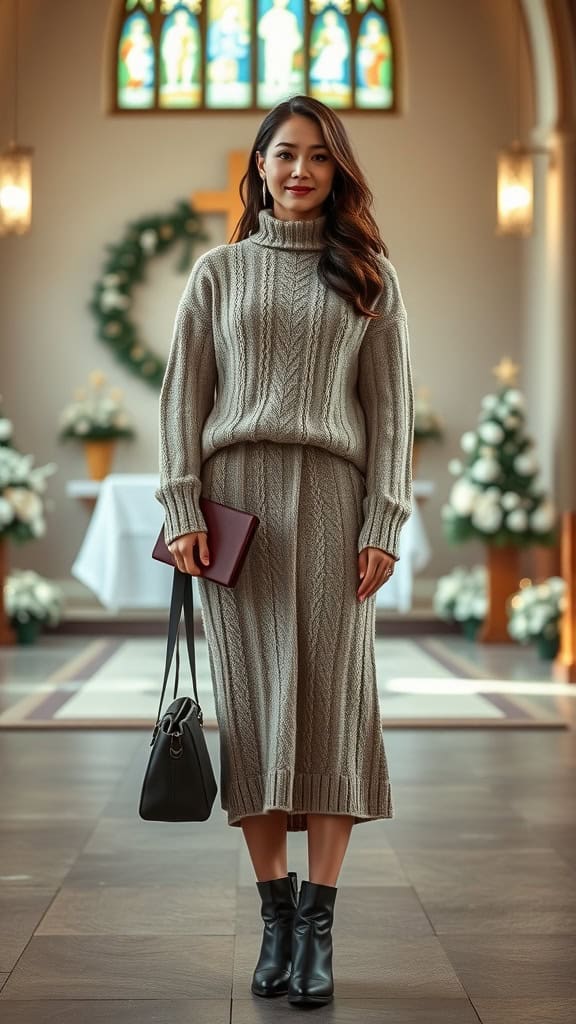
[154,477,207,546]
[357,494,411,560]
[225,769,393,831]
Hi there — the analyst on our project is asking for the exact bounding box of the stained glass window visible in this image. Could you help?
[113,0,397,111]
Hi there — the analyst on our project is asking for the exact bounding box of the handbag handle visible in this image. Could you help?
[151,567,201,744]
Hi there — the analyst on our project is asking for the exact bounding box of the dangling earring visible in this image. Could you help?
[331,189,336,203]
[262,178,267,206]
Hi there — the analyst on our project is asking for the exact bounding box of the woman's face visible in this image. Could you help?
[256,114,336,222]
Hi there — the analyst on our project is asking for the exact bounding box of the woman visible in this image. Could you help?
[155,93,414,1007]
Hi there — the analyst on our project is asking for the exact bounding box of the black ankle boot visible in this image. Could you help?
[287,879,338,1006]
[251,871,299,997]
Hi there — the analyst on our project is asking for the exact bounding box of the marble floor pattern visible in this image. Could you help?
[0,636,575,1021]
[0,635,571,728]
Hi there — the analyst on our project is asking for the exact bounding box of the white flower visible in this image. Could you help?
[460,431,477,454]
[470,458,500,484]
[4,487,43,523]
[478,421,505,444]
[99,289,130,313]
[448,459,463,476]
[449,478,479,516]
[506,508,528,532]
[514,452,538,475]
[508,612,529,640]
[531,499,555,533]
[0,418,13,441]
[102,273,122,287]
[139,229,158,254]
[546,576,566,597]
[0,496,15,525]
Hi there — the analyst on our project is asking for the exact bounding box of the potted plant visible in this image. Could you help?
[507,577,567,660]
[413,386,443,474]
[3,569,65,645]
[433,565,488,641]
[58,370,136,479]
[0,399,57,644]
[441,361,557,642]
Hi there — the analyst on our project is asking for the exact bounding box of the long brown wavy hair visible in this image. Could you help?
[230,95,389,319]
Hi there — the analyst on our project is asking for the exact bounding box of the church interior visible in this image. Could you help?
[0,0,575,1019]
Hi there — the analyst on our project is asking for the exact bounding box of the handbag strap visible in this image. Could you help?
[152,568,201,741]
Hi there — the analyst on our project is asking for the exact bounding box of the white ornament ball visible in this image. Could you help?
[531,499,556,533]
[514,452,538,475]
[506,508,528,532]
[478,421,505,444]
[470,458,500,484]
[460,431,477,454]
[501,491,521,510]
[449,478,479,516]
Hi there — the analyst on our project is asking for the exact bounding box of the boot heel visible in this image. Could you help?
[287,879,337,1006]
[251,871,298,998]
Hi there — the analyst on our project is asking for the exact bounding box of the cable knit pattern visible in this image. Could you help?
[196,440,394,831]
[155,208,414,559]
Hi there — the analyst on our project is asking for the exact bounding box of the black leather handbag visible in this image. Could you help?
[139,567,217,822]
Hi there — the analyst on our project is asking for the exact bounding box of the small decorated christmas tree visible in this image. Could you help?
[442,357,556,549]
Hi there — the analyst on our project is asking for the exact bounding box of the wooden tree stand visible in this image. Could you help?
[479,544,521,644]
[0,538,16,646]
[554,511,576,683]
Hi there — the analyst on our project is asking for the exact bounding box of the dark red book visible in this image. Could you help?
[152,496,260,588]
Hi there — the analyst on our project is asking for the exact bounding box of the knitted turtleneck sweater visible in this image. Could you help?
[156,207,414,558]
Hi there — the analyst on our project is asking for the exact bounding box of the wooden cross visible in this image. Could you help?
[191,150,250,242]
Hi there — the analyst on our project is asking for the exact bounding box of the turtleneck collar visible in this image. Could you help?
[248,208,326,251]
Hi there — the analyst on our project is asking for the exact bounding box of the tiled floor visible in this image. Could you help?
[0,636,575,1021]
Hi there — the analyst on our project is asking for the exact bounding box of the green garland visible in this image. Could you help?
[88,200,209,389]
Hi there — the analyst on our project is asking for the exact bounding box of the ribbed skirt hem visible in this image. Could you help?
[225,769,393,832]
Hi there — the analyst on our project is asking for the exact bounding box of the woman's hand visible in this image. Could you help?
[168,531,210,576]
[357,546,396,602]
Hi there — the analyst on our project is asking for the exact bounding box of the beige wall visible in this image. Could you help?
[0,0,534,592]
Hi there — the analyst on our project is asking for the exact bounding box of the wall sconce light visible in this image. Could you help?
[0,1,34,237]
[496,140,534,237]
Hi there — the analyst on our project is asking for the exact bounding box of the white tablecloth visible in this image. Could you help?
[70,473,431,612]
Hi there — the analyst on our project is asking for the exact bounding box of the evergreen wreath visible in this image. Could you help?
[88,200,209,390]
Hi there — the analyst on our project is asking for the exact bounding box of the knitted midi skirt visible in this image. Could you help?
[196,440,394,832]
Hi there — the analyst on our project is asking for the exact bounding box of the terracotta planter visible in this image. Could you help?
[479,544,521,644]
[0,536,16,645]
[412,440,422,477]
[84,439,116,480]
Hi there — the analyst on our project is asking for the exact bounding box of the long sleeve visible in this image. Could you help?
[154,255,218,546]
[356,260,414,560]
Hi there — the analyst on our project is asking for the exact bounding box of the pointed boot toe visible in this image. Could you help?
[287,879,337,1006]
[251,871,298,998]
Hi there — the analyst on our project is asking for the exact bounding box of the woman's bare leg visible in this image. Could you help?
[240,810,289,882]
[307,814,354,886]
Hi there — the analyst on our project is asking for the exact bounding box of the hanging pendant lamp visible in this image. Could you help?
[0,0,34,236]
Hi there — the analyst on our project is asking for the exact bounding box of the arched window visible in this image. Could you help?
[113,0,397,113]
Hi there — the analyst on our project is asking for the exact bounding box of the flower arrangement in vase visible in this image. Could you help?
[58,370,136,479]
[3,569,64,644]
[433,565,488,641]
[0,398,58,645]
[507,577,567,660]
